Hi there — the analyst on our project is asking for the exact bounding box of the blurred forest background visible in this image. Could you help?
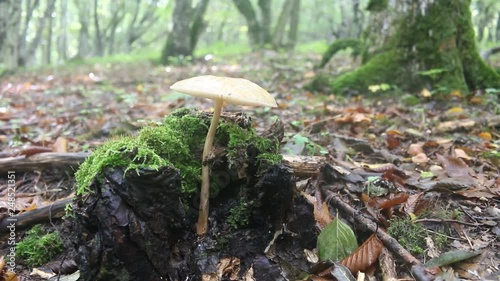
[0,0,499,71]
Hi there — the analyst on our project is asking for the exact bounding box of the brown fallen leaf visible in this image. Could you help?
[341,233,383,273]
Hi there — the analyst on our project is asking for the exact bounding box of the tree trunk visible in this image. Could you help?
[44,10,54,65]
[258,0,272,45]
[93,0,104,57]
[1,0,21,69]
[161,0,194,62]
[286,0,300,50]
[272,0,294,48]
[18,0,39,67]
[77,0,91,58]
[106,2,126,55]
[21,0,56,66]
[58,0,68,62]
[0,1,8,64]
[232,0,262,48]
[313,0,500,94]
[496,12,500,42]
[189,0,210,52]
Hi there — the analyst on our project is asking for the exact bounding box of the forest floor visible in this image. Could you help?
[0,51,499,280]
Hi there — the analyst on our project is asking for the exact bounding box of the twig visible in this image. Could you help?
[324,190,431,281]
[414,218,480,227]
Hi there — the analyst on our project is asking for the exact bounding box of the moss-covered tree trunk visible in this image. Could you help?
[314,0,500,94]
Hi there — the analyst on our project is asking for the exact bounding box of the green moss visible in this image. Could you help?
[75,108,282,196]
[387,217,427,255]
[17,225,64,267]
[318,38,364,68]
[75,136,169,195]
[330,51,400,94]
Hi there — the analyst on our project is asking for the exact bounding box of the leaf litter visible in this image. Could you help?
[0,52,499,280]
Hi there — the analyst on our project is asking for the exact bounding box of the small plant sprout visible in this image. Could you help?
[170,75,277,235]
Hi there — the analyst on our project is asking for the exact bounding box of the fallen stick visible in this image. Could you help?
[0,153,90,173]
[0,152,324,178]
[324,190,431,281]
[0,197,72,235]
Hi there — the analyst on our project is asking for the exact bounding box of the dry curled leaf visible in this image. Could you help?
[340,233,383,273]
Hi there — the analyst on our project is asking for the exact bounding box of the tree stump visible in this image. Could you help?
[63,110,316,280]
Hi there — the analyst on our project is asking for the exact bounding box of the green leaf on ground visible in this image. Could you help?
[317,216,358,261]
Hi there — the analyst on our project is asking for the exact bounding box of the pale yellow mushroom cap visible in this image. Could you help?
[170,75,277,107]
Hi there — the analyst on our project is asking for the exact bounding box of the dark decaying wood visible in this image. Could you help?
[63,164,315,281]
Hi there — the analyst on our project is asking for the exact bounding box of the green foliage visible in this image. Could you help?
[17,225,64,267]
[227,200,251,229]
[317,217,358,261]
[387,217,427,255]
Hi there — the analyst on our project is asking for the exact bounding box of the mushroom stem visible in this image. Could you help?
[197,98,223,235]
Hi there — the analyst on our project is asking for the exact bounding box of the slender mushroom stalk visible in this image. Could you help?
[170,75,277,235]
[197,97,223,235]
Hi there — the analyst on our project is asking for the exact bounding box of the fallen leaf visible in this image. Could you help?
[317,216,358,261]
[340,234,383,273]
[477,132,492,141]
[424,250,482,268]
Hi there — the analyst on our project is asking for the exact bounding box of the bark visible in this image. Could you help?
[76,0,91,57]
[124,0,160,52]
[93,0,104,56]
[57,0,68,62]
[287,0,300,50]
[272,0,294,48]
[189,0,210,52]
[44,10,53,65]
[2,0,21,69]
[497,12,500,42]
[161,0,194,61]
[161,0,210,62]
[106,2,126,55]
[21,0,56,66]
[312,0,500,94]
[0,0,8,63]
[233,0,262,47]
[258,0,272,44]
[19,0,40,66]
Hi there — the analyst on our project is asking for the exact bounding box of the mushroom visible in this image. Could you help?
[170,75,277,235]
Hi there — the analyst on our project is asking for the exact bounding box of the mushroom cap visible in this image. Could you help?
[170,75,277,107]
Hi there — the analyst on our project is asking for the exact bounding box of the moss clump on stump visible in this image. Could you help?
[75,108,282,196]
